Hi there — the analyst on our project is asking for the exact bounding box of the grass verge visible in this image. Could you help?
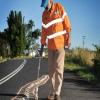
[65,62,96,82]
[0,59,7,63]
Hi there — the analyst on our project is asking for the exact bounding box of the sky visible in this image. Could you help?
[0,0,100,50]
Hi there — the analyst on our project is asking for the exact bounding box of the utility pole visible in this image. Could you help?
[82,36,86,49]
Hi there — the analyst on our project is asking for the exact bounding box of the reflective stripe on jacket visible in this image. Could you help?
[41,3,71,50]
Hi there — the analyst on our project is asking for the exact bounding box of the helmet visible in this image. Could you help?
[41,0,48,8]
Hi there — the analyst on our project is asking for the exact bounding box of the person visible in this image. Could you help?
[40,0,71,100]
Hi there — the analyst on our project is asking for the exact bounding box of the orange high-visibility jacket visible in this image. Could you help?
[41,3,71,50]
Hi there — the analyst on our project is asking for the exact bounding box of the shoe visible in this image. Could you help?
[48,94,55,100]
[54,94,61,100]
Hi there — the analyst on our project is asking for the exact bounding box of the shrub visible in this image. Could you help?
[65,48,94,67]
[93,45,100,78]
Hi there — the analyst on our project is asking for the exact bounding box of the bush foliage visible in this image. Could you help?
[65,48,94,67]
[93,45,100,78]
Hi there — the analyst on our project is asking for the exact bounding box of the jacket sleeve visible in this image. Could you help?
[58,3,71,46]
[41,14,47,46]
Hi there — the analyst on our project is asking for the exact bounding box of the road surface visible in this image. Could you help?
[0,58,100,100]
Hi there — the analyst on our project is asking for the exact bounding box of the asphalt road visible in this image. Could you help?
[0,58,100,100]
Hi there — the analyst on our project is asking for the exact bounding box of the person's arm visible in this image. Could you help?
[41,26,47,46]
[39,44,44,56]
[59,3,71,48]
[63,14,71,48]
[41,13,47,46]
[40,13,47,56]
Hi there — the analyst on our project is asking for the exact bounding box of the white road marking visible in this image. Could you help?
[0,59,27,85]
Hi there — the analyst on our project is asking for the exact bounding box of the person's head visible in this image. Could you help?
[41,0,54,10]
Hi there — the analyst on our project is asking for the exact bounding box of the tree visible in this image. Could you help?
[32,29,41,50]
[24,21,41,54]
[32,29,41,39]
[7,10,25,57]
[93,45,100,68]
[0,31,9,57]
[24,20,35,53]
[28,20,35,30]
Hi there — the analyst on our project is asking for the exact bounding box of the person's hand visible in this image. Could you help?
[64,34,71,49]
[39,50,43,57]
[39,44,44,57]
[67,36,71,48]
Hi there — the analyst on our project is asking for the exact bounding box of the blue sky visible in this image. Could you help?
[0,0,100,50]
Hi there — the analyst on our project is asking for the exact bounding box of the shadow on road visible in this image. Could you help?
[64,70,100,93]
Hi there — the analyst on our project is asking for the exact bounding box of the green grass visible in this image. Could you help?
[65,62,80,71]
[65,61,96,82]
[0,59,7,63]
[0,55,31,63]
[78,70,96,81]
[13,55,31,59]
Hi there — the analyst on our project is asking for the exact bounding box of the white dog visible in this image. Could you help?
[11,75,49,100]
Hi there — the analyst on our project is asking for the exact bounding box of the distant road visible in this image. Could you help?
[0,58,100,100]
